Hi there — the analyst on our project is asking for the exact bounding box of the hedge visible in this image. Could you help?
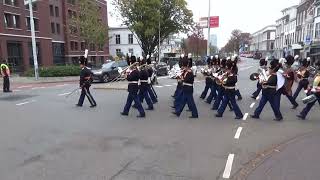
[24,65,81,77]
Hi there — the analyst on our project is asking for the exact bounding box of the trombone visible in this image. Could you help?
[109,62,139,83]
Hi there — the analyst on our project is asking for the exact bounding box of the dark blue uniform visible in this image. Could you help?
[175,70,198,118]
[216,73,243,119]
[147,67,158,103]
[121,69,145,117]
[138,68,154,110]
[200,68,215,100]
[252,73,283,121]
[77,67,97,107]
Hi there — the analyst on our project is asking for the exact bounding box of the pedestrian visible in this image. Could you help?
[251,58,267,99]
[251,59,283,121]
[76,56,97,108]
[215,59,243,119]
[297,66,320,120]
[1,62,12,93]
[172,56,198,118]
[121,56,145,118]
[293,59,310,100]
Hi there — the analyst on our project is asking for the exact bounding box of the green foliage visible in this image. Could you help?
[113,0,193,55]
[71,0,108,45]
[25,66,81,77]
[223,29,251,54]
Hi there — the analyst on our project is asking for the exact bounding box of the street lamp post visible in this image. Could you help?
[207,0,211,56]
[26,0,39,80]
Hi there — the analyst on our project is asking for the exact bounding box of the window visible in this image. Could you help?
[67,0,76,5]
[270,42,274,50]
[317,7,320,16]
[50,5,54,16]
[116,34,121,44]
[70,41,77,51]
[74,42,78,51]
[26,17,39,31]
[116,49,122,55]
[128,34,133,44]
[25,2,38,11]
[51,22,55,33]
[98,44,103,51]
[4,13,20,29]
[90,43,95,51]
[81,42,85,51]
[315,23,320,39]
[129,48,134,54]
[55,7,59,17]
[28,42,41,66]
[4,0,18,6]
[56,23,60,34]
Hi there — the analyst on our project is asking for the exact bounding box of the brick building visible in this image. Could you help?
[0,0,109,73]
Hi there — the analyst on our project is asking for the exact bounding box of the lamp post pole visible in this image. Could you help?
[207,0,211,56]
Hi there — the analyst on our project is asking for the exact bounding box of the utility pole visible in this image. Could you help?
[207,0,211,56]
[27,0,39,80]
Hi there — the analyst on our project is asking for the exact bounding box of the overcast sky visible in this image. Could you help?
[107,0,300,48]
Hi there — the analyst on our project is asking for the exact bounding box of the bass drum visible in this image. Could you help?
[276,72,286,91]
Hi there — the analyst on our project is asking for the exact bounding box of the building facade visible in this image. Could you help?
[250,25,276,58]
[108,27,143,58]
[210,34,217,47]
[0,0,109,73]
[274,5,298,58]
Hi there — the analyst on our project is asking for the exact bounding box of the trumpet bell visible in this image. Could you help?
[250,73,259,81]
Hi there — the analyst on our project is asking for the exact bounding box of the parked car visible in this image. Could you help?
[155,62,169,76]
[92,60,128,83]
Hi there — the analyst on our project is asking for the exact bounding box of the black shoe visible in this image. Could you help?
[273,117,283,121]
[171,95,175,98]
[229,109,234,112]
[250,115,259,119]
[211,108,218,110]
[235,116,243,120]
[132,105,138,109]
[171,106,176,109]
[153,101,158,104]
[206,101,211,104]
[200,96,205,99]
[146,107,154,110]
[90,105,97,108]
[189,116,198,118]
[186,109,191,112]
[251,96,257,100]
[297,114,306,120]
[215,114,223,118]
[238,97,243,101]
[120,112,128,116]
[292,104,299,109]
[172,112,180,117]
[137,114,146,118]
[76,104,82,107]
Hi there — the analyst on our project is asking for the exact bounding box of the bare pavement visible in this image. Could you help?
[0,58,319,180]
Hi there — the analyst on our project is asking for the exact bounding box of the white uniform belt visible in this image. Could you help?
[140,80,149,83]
[223,86,235,90]
[183,83,193,86]
[263,85,277,89]
[129,81,138,84]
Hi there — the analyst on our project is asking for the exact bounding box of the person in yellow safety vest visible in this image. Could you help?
[1,63,12,93]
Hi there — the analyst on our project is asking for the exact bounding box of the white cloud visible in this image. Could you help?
[108,0,300,47]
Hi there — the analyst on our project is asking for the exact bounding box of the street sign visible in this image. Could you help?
[305,36,312,46]
[209,16,219,28]
[199,16,220,28]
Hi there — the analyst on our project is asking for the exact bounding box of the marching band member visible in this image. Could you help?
[251,59,283,121]
[136,57,154,110]
[215,60,244,119]
[297,63,320,120]
[172,54,184,98]
[121,57,145,118]
[146,55,158,104]
[293,58,310,101]
[251,58,267,99]
[76,56,97,108]
[276,56,299,109]
[172,56,198,118]
[205,56,218,103]
[200,56,214,99]
[232,55,243,100]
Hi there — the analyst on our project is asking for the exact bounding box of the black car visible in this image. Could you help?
[155,62,169,76]
[92,60,128,82]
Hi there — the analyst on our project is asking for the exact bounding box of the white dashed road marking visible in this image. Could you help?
[234,127,243,139]
[239,66,254,71]
[13,89,22,92]
[16,100,36,106]
[155,85,163,88]
[55,84,69,87]
[164,85,173,87]
[58,92,71,96]
[250,103,255,108]
[157,76,169,79]
[31,87,46,90]
[17,85,32,89]
[243,113,249,121]
[223,154,235,179]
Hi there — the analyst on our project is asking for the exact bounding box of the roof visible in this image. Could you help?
[281,5,298,13]
[252,25,277,36]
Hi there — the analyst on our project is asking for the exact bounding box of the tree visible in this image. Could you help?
[222,29,251,54]
[113,0,193,56]
[185,24,207,60]
[71,0,108,48]
[210,45,219,54]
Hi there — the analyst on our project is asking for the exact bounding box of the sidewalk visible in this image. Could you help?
[0,76,79,85]
[246,132,320,180]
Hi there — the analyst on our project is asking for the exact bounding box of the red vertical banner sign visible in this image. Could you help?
[210,16,219,28]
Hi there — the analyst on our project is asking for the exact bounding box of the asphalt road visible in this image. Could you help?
[0,58,319,180]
